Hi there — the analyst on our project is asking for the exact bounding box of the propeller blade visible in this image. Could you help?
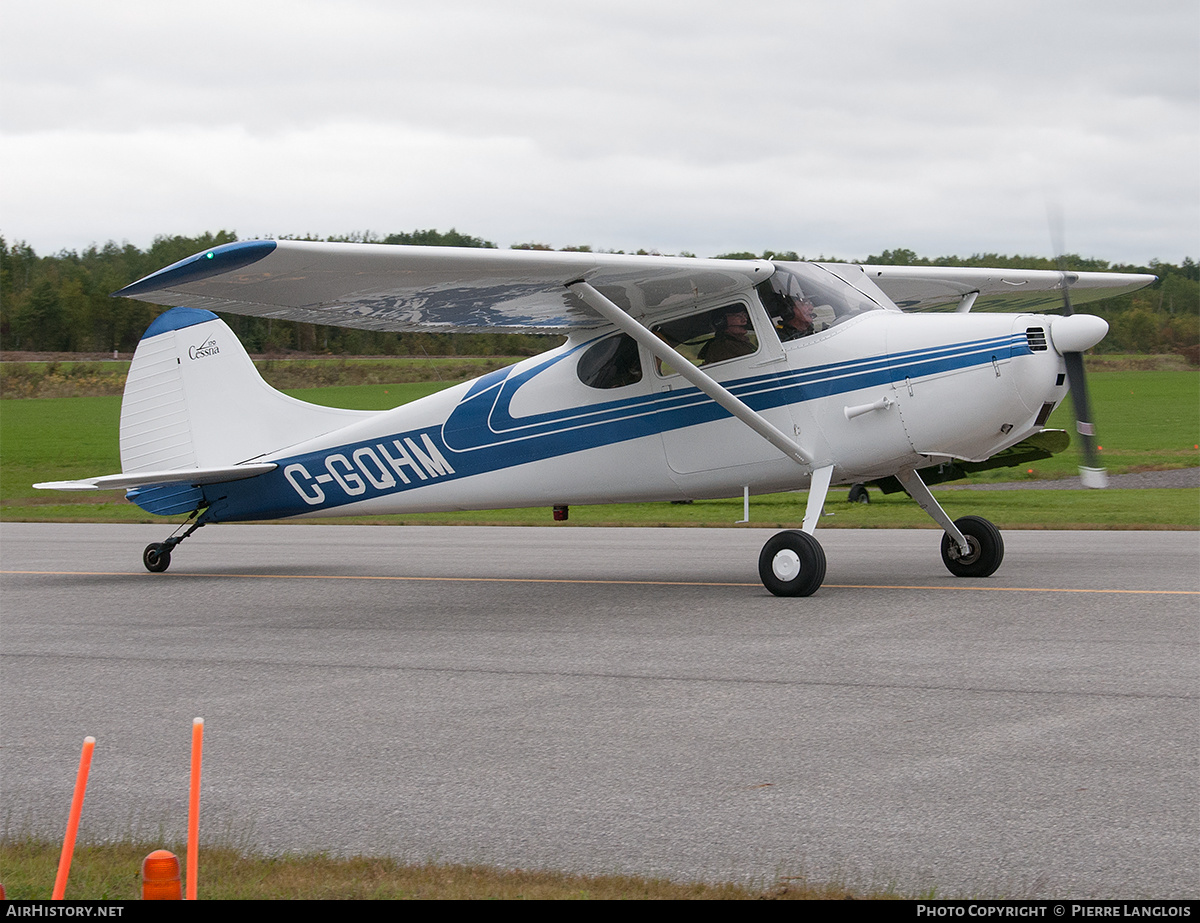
[1048,204,1108,488]
[1057,271,1108,488]
[1062,349,1108,488]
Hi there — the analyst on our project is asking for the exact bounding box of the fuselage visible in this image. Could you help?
[190,305,1071,524]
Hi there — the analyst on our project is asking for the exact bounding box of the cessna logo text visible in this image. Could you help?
[189,336,220,359]
[284,433,456,506]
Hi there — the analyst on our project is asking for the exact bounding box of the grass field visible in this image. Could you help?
[0,839,890,900]
[1,368,1196,528]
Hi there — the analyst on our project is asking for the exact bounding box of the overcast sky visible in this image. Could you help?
[2,0,1197,264]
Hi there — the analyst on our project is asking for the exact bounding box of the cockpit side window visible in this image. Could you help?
[577,333,643,389]
[759,263,885,342]
[651,302,759,376]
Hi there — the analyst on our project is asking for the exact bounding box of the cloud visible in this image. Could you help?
[2,0,1196,263]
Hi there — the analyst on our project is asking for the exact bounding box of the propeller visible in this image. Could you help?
[1048,205,1108,488]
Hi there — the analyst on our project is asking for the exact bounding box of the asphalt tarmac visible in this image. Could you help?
[2,523,1196,897]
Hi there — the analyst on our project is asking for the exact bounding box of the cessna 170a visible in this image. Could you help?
[36,240,1155,596]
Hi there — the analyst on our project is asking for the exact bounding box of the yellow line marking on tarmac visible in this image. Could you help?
[826,584,1198,594]
[3,570,1197,594]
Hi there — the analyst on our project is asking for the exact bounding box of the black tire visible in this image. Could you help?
[758,530,826,597]
[847,484,870,504]
[143,543,172,573]
[940,516,1004,578]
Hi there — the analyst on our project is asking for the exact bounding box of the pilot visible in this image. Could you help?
[778,296,817,341]
[698,306,755,364]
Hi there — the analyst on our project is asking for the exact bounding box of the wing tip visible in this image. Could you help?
[113,239,278,299]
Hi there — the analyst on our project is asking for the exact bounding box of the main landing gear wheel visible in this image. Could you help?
[847,484,870,504]
[759,530,826,597]
[940,515,1004,578]
[143,543,172,573]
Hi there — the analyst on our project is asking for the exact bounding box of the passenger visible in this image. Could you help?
[698,306,755,364]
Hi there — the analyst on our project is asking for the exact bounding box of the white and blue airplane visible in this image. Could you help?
[36,241,1154,595]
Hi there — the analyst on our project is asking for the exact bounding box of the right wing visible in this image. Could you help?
[859,264,1157,312]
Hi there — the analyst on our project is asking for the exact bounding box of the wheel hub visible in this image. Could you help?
[771,549,802,581]
[949,535,981,565]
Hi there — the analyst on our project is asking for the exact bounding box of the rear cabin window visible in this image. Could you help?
[577,333,643,389]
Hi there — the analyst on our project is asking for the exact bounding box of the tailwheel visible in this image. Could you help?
[143,543,172,573]
[141,514,206,573]
[759,530,826,597]
[940,515,1004,578]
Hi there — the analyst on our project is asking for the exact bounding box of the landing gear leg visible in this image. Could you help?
[759,464,833,597]
[894,468,1004,578]
[142,512,207,574]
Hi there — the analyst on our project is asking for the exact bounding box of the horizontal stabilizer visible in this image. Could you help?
[34,463,277,492]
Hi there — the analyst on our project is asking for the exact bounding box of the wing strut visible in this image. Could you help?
[567,280,814,467]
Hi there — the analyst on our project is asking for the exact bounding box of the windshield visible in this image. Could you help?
[757,263,888,340]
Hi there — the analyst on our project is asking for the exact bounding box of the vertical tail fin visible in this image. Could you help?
[120,307,371,473]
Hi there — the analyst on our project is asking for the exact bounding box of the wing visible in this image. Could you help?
[861,265,1156,312]
[115,240,775,333]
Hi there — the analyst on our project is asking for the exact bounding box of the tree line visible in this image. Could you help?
[1,230,1195,357]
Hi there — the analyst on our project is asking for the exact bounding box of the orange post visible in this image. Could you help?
[186,718,203,900]
[51,736,95,900]
[142,850,182,900]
